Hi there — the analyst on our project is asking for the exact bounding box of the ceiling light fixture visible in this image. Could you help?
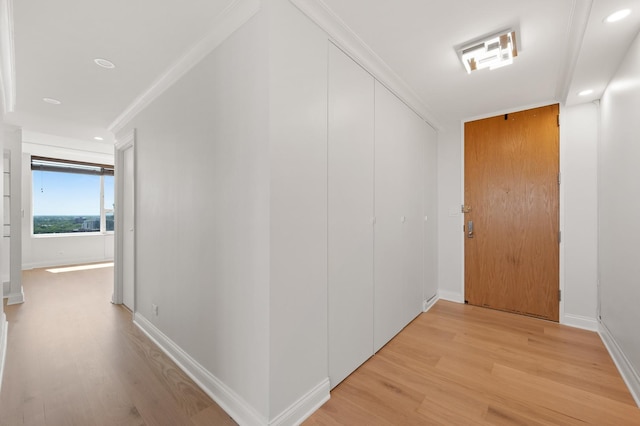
[578,89,594,96]
[42,97,61,105]
[94,58,116,69]
[605,9,631,23]
[458,29,518,74]
[94,136,104,141]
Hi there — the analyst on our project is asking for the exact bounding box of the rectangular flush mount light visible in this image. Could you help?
[458,29,518,73]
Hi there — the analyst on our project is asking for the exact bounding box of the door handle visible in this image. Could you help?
[467,220,474,238]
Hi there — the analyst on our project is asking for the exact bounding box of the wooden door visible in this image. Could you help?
[464,104,559,321]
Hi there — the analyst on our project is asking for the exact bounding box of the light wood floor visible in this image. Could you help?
[306,301,640,425]
[3,268,639,425]
[0,265,236,426]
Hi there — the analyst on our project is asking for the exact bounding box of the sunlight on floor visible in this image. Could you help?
[46,262,114,274]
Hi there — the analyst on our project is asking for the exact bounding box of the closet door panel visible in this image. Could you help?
[328,43,375,387]
[374,81,424,351]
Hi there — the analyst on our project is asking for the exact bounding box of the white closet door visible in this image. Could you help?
[328,43,375,387]
[374,81,424,351]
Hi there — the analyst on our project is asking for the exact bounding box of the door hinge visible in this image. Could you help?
[558,289,562,302]
[558,172,561,185]
[557,114,560,127]
[558,231,562,243]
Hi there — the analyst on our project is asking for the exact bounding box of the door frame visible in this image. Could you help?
[459,101,565,323]
[112,129,136,309]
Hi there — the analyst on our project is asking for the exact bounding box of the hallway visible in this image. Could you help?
[0,265,235,425]
[2,265,639,425]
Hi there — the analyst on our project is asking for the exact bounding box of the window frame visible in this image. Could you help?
[31,156,115,237]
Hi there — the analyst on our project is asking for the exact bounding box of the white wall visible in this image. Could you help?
[437,126,464,302]
[21,134,114,270]
[560,103,598,329]
[423,121,438,303]
[598,29,640,402]
[122,10,271,422]
[22,232,114,270]
[267,0,329,419]
[437,106,599,327]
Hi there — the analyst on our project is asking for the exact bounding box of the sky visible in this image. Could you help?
[32,171,114,216]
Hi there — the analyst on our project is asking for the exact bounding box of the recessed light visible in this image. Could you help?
[94,136,104,141]
[94,58,116,69]
[43,97,61,105]
[605,9,631,23]
[578,89,594,96]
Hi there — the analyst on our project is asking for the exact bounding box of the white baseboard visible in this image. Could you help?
[6,289,23,305]
[598,321,640,407]
[438,290,464,303]
[562,314,598,331]
[22,257,114,270]
[134,313,267,426]
[269,378,329,426]
[134,313,330,425]
[423,294,439,312]
[0,312,7,392]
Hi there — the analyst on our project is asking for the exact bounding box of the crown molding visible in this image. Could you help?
[289,0,441,131]
[114,128,135,151]
[108,0,261,135]
[0,0,15,115]
[555,0,593,102]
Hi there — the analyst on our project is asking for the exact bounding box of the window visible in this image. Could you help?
[32,156,114,235]
[104,175,114,231]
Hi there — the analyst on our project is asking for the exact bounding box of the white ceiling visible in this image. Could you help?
[321,0,640,127]
[3,0,235,142]
[566,0,640,106]
[2,0,640,141]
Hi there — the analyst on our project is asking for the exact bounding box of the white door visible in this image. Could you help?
[373,82,424,351]
[122,144,135,310]
[328,43,375,388]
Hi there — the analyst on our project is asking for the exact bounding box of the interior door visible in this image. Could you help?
[327,43,375,388]
[464,104,559,321]
[374,80,424,351]
[122,144,135,311]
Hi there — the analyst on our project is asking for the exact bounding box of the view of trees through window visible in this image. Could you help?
[32,158,115,235]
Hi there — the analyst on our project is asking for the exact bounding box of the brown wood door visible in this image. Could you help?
[464,104,559,321]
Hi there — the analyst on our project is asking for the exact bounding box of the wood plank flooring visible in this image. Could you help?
[305,301,640,425]
[3,266,639,425]
[0,265,236,426]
